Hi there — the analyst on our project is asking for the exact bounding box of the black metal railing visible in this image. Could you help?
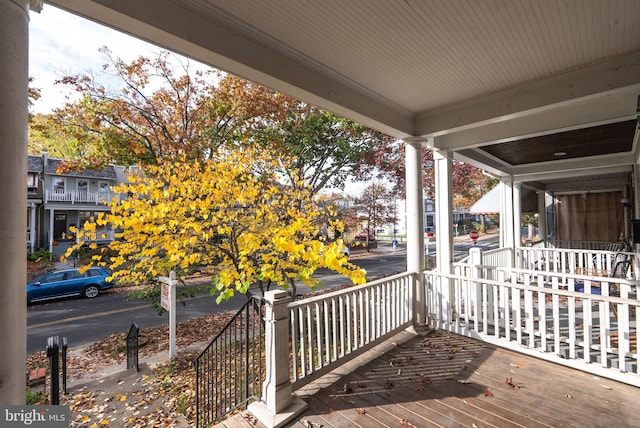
[194,295,266,427]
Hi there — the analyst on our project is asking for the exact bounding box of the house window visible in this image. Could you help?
[53,177,65,192]
[27,173,38,190]
[98,181,110,193]
[79,211,92,225]
[77,179,88,192]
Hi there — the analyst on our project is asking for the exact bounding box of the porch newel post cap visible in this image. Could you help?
[265,290,288,302]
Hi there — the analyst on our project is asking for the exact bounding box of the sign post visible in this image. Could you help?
[469,229,479,245]
[159,270,177,359]
[425,232,434,258]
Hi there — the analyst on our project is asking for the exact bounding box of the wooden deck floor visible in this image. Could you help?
[220,330,640,428]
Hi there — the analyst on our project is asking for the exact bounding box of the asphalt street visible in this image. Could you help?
[27,237,499,354]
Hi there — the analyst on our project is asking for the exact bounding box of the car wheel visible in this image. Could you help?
[83,285,100,298]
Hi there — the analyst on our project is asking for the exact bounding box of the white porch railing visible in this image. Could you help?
[429,262,640,387]
[45,189,118,205]
[517,246,637,280]
[459,247,513,267]
[549,239,613,250]
[77,228,115,242]
[288,272,415,389]
[256,245,638,422]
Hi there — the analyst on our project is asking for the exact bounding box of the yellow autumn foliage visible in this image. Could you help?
[65,147,366,301]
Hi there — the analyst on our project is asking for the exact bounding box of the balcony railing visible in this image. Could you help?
[45,189,119,205]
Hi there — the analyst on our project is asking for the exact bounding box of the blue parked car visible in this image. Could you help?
[27,267,113,304]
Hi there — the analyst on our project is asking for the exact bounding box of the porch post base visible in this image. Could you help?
[248,394,308,428]
[410,323,435,336]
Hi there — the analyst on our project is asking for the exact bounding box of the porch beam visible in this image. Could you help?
[428,92,638,152]
[414,52,640,137]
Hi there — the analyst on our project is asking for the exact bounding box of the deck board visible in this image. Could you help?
[219,331,640,428]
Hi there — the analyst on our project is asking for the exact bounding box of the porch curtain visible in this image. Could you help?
[554,192,623,242]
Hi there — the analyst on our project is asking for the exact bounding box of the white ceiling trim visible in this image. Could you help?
[413,52,640,138]
[433,91,639,152]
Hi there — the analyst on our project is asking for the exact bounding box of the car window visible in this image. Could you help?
[40,272,65,283]
[66,271,83,280]
[86,269,107,277]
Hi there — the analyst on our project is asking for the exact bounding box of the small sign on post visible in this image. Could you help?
[158,271,177,359]
[425,232,434,256]
[470,229,479,245]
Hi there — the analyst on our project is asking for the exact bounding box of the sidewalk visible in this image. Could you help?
[63,362,190,427]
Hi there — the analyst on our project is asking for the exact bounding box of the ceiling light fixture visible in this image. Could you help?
[553,151,567,156]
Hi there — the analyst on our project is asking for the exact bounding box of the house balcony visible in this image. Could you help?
[45,189,120,205]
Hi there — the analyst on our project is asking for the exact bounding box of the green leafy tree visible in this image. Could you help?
[266,105,396,196]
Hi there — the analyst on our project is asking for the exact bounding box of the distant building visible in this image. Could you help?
[375,195,473,238]
[27,153,128,256]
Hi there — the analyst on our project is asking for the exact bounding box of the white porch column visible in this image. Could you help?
[433,148,453,274]
[29,202,36,252]
[404,140,427,329]
[500,178,515,248]
[513,181,522,248]
[0,0,31,404]
[537,191,547,243]
[250,290,307,428]
[49,207,55,252]
[433,147,455,325]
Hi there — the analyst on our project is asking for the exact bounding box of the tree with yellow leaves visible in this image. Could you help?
[66,147,366,303]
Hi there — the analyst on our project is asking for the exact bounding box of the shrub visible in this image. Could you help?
[27,248,55,262]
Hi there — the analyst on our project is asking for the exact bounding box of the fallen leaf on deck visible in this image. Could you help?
[483,389,494,397]
[506,377,524,388]
[357,408,366,415]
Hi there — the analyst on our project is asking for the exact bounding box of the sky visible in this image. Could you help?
[29,5,174,114]
[27,4,370,195]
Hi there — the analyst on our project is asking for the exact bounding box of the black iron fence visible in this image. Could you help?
[194,295,266,427]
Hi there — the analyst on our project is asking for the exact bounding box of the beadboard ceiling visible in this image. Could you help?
[46,0,640,191]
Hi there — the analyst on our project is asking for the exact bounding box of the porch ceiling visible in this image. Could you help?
[46,0,640,190]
